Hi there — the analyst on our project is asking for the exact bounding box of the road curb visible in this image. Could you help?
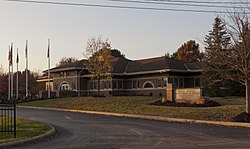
[0,121,56,149]
[18,106,250,128]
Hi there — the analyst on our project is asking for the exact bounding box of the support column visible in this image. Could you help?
[166,83,175,102]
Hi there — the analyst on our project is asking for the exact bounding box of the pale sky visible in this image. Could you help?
[0,0,240,74]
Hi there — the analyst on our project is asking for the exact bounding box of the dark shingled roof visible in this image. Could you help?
[185,62,203,71]
[49,59,86,73]
[126,57,168,73]
[48,56,202,74]
[112,57,129,73]
[165,58,187,70]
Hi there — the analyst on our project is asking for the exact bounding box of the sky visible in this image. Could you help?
[0,0,241,74]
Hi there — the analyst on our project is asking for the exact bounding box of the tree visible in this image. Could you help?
[165,51,177,59]
[56,57,78,67]
[203,17,232,96]
[176,40,203,62]
[111,49,125,58]
[204,14,250,113]
[0,64,4,76]
[85,36,113,96]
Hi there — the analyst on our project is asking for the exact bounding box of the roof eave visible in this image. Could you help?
[43,67,86,73]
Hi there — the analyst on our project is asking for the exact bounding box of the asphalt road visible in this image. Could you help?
[15,108,250,149]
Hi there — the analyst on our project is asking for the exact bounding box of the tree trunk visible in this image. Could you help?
[97,77,100,96]
[246,81,250,113]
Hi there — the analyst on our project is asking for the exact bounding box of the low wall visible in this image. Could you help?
[175,88,201,100]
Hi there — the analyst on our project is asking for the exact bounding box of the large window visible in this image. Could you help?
[112,80,118,89]
[60,82,70,90]
[118,80,123,89]
[132,80,140,89]
[179,78,184,88]
[143,81,154,89]
[89,81,97,90]
[108,81,111,89]
[157,78,162,88]
[168,77,184,88]
[194,78,200,87]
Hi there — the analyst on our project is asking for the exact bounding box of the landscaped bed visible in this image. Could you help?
[0,118,52,144]
[19,96,247,122]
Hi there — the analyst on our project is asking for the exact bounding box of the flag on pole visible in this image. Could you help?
[16,48,19,100]
[47,39,50,58]
[16,49,19,64]
[47,39,51,98]
[25,40,29,98]
[8,45,11,100]
[25,40,28,58]
[10,43,14,99]
[8,44,13,66]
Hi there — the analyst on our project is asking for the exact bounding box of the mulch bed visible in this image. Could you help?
[232,112,250,122]
[150,100,221,107]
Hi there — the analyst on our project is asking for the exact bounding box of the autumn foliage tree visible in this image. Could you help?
[85,36,112,96]
[176,40,203,62]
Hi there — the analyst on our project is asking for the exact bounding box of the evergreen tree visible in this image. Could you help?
[203,17,231,96]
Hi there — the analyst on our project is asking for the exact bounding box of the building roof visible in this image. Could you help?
[47,59,87,73]
[47,56,202,75]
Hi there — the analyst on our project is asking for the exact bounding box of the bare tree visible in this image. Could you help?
[84,36,112,96]
[204,14,250,113]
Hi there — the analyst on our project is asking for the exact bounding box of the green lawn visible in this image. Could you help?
[0,118,52,144]
[20,96,246,121]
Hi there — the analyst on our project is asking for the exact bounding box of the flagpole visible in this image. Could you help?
[16,48,19,100]
[8,45,11,100]
[47,39,51,99]
[25,40,28,98]
[11,43,14,99]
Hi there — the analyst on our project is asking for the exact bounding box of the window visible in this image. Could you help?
[60,82,70,90]
[163,78,167,87]
[179,78,184,88]
[103,81,107,89]
[89,81,97,90]
[168,77,174,84]
[143,81,154,88]
[174,78,179,88]
[93,81,96,89]
[157,78,162,88]
[90,82,93,90]
[118,80,123,89]
[108,81,111,89]
[132,80,136,89]
[112,80,118,89]
[194,78,200,87]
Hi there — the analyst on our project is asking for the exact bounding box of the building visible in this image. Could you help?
[37,56,202,98]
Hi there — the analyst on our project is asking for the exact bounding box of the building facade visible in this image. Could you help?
[37,56,203,98]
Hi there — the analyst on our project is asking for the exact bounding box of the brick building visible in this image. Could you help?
[37,56,202,98]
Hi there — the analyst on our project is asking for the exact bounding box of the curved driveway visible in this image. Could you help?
[16,108,250,149]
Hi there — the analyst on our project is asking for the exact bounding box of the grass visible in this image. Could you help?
[19,96,246,122]
[0,118,51,144]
